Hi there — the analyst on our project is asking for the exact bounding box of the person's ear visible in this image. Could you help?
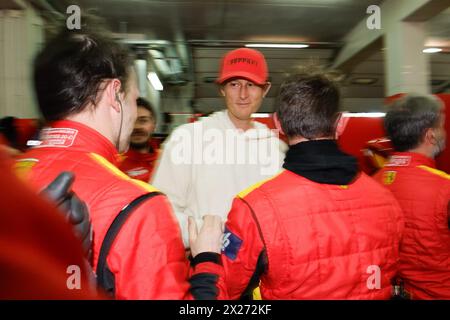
[334,112,342,138]
[262,82,272,98]
[334,112,349,139]
[424,127,437,145]
[273,112,285,135]
[106,79,122,113]
[219,85,226,97]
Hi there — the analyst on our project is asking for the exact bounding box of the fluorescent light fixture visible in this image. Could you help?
[147,72,163,91]
[342,112,386,118]
[245,43,309,49]
[423,48,442,53]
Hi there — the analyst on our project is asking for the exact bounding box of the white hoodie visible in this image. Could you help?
[151,110,287,247]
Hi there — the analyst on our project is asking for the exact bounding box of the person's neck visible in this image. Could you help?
[227,111,254,131]
[407,145,435,159]
[65,112,115,146]
[288,136,334,146]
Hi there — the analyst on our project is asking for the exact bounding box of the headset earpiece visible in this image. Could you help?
[115,93,122,112]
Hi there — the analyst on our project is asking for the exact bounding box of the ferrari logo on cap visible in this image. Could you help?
[229,57,258,66]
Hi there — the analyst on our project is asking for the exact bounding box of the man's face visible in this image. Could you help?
[118,71,139,153]
[130,106,155,149]
[220,78,270,122]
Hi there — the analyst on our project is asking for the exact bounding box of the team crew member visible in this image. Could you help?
[374,94,450,299]
[221,73,404,299]
[17,29,225,300]
[152,48,287,247]
[120,97,159,182]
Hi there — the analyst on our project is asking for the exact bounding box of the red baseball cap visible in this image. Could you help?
[216,48,268,85]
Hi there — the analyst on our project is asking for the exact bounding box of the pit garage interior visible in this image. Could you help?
[1,0,450,302]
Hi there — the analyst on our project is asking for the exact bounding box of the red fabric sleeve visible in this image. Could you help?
[108,194,226,299]
[191,259,228,300]
[221,197,265,300]
[0,151,98,299]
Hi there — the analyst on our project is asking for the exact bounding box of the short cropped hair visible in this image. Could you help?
[384,94,443,151]
[276,73,340,139]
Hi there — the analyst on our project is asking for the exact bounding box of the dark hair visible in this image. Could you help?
[136,97,155,119]
[33,29,133,121]
[276,73,340,139]
[384,94,443,152]
[0,116,18,148]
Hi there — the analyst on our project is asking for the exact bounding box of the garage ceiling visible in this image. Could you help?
[38,0,450,112]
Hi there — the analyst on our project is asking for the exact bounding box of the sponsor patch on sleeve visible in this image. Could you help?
[221,226,243,261]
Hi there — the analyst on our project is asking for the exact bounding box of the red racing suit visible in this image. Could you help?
[1,149,98,299]
[374,152,450,299]
[16,120,225,300]
[119,140,159,182]
[222,170,404,299]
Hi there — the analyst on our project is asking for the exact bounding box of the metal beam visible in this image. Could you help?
[331,0,449,71]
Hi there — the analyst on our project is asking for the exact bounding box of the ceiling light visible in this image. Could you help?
[147,72,163,91]
[245,43,309,49]
[423,48,442,53]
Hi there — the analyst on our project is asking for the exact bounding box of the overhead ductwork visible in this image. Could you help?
[122,39,189,87]
[148,48,183,81]
[134,59,148,97]
[32,1,191,88]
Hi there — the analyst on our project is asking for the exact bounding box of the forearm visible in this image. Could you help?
[189,252,228,300]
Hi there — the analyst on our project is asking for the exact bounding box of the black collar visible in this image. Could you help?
[283,140,359,185]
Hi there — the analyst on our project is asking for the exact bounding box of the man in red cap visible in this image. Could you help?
[152,48,287,247]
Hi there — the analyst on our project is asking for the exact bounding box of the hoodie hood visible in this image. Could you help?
[203,110,280,141]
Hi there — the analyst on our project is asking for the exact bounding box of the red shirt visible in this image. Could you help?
[0,149,98,299]
[119,141,159,182]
